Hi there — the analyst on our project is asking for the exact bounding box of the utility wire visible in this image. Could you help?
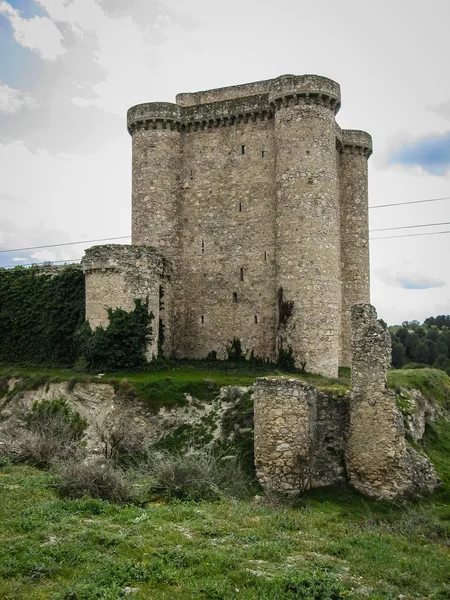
[369,196,450,209]
[0,196,449,260]
[0,235,131,254]
[371,221,450,233]
[371,230,450,241]
[2,228,450,268]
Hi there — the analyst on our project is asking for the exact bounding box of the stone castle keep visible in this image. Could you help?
[82,74,372,377]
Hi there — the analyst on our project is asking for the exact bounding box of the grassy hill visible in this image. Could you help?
[0,364,450,599]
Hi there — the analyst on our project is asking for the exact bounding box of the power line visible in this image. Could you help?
[2,258,82,268]
[0,235,131,254]
[369,196,450,209]
[2,227,450,268]
[371,221,450,233]
[0,196,449,255]
[371,230,450,241]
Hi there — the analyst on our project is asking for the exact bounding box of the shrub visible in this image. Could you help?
[18,398,87,468]
[54,459,133,503]
[75,298,153,372]
[277,344,296,372]
[226,337,247,362]
[144,446,248,500]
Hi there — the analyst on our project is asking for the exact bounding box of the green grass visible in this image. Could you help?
[0,362,351,414]
[1,463,449,599]
[388,368,450,409]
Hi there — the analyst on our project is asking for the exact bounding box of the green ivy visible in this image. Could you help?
[76,298,153,372]
[0,265,84,367]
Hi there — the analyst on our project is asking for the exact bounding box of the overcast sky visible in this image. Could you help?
[1,0,449,324]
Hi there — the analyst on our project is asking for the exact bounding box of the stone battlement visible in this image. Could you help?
[127,74,342,134]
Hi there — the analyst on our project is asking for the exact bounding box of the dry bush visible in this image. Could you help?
[143,446,249,500]
[54,458,133,503]
[8,398,88,468]
[94,411,146,466]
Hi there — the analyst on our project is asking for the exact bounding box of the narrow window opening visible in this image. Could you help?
[264,251,267,261]
[238,202,242,213]
[201,315,204,324]
[233,292,238,304]
[240,267,244,281]
[261,150,266,158]
[241,144,246,155]
[254,315,258,324]
[190,169,194,180]
[201,238,205,253]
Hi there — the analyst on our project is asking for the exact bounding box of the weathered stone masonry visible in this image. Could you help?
[83,74,372,377]
[254,304,438,500]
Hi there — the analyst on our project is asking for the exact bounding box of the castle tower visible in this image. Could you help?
[339,130,372,366]
[272,76,342,377]
[93,74,373,376]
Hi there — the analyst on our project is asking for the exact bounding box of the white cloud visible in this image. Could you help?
[30,249,57,261]
[11,256,27,261]
[0,1,66,60]
[0,81,38,114]
[376,268,446,290]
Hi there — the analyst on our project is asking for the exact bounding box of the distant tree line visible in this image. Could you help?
[389,315,450,375]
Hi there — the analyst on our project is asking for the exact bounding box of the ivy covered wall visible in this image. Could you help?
[0,265,85,367]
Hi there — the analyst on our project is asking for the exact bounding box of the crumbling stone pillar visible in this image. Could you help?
[346,304,437,499]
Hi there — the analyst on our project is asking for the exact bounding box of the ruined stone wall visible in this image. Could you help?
[346,304,437,499]
[339,131,372,367]
[254,377,349,492]
[126,74,372,371]
[254,304,438,500]
[82,245,166,358]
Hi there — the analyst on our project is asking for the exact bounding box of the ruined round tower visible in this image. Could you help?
[83,74,372,377]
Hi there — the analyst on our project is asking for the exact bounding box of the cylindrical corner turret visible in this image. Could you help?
[339,129,372,366]
[274,76,341,378]
[128,102,182,261]
[81,244,165,358]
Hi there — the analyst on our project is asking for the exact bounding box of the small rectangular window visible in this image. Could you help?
[201,239,205,253]
[261,150,266,158]
[238,202,242,213]
[240,267,244,281]
[264,251,267,261]
[201,315,204,324]
[190,169,194,180]
[233,292,238,304]
[241,145,246,155]
[254,315,258,324]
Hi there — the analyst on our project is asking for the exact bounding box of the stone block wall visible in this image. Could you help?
[254,377,349,492]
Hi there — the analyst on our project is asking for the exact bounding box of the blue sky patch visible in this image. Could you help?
[0,14,42,89]
[389,132,450,176]
[7,0,47,19]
